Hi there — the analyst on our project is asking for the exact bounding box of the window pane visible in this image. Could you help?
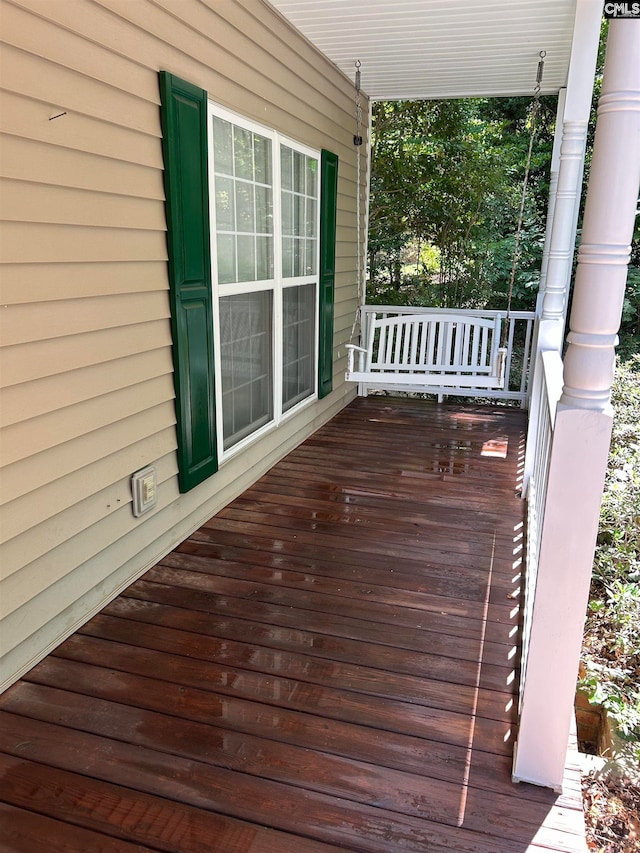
[295,194,305,236]
[235,182,254,232]
[234,126,253,180]
[307,157,318,197]
[217,234,236,284]
[293,151,305,193]
[281,146,319,278]
[213,117,233,175]
[215,176,235,231]
[281,191,293,236]
[306,198,317,237]
[294,238,304,277]
[281,146,293,191]
[282,284,315,412]
[256,235,273,280]
[220,291,273,448]
[282,237,294,278]
[254,135,272,185]
[305,239,317,275]
[255,185,273,234]
[237,235,255,282]
[213,120,273,287]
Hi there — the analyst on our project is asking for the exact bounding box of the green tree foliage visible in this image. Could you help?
[368,95,557,310]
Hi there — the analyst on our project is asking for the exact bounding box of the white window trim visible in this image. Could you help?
[207,101,321,464]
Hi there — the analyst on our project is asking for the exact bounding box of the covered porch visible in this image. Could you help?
[0,397,587,853]
[273,0,640,791]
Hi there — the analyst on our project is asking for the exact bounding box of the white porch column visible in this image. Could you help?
[539,0,603,349]
[524,2,602,490]
[514,19,640,791]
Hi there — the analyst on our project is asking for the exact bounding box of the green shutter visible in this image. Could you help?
[318,149,339,399]
[159,71,218,492]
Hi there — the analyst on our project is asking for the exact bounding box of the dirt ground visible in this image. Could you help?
[583,771,640,852]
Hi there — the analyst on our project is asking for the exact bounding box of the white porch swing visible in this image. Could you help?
[345,53,546,396]
[346,310,508,390]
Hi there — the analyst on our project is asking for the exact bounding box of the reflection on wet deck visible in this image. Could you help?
[0,396,587,853]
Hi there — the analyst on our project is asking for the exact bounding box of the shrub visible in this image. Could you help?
[580,353,640,754]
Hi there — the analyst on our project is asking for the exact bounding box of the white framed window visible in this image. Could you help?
[209,104,320,458]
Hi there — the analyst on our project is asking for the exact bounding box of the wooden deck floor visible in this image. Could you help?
[0,397,587,853]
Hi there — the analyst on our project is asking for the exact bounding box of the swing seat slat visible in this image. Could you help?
[345,312,507,390]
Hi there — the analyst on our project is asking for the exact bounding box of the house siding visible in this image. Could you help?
[0,0,364,689]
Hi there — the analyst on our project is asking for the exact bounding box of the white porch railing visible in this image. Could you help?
[358,305,536,405]
[520,349,563,697]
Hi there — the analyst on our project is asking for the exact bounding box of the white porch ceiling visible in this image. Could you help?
[268,0,580,100]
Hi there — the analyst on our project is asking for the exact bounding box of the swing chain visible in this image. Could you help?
[351,60,364,344]
[502,49,546,347]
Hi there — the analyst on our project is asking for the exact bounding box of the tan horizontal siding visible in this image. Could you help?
[335,291,360,315]
[335,301,360,330]
[1,321,172,387]
[1,349,174,428]
[2,42,160,137]
[335,255,359,273]
[0,131,163,204]
[1,0,155,100]
[0,426,178,545]
[1,462,181,611]
[1,376,175,467]
[337,220,358,237]
[100,0,354,137]
[0,261,169,305]
[0,0,365,691]
[0,223,167,264]
[193,0,356,111]
[0,91,163,169]
[0,292,170,346]
[1,401,177,505]
[162,0,355,125]
[0,178,167,231]
[0,452,178,581]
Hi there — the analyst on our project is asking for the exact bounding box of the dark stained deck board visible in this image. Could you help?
[220,496,521,546]
[0,756,352,853]
[77,609,516,718]
[115,580,518,691]
[189,535,522,588]
[51,631,512,750]
[139,567,519,654]
[210,510,520,562]
[249,469,526,515]
[0,802,160,853]
[0,397,586,853]
[163,543,521,604]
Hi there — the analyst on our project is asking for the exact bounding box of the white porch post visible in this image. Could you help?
[514,18,640,791]
[539,0,603,348]
[524,1,602,490]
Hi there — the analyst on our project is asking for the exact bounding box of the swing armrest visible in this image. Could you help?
[345,343,368,374]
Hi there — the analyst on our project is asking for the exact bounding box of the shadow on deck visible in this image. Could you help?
[0,396,587,852]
